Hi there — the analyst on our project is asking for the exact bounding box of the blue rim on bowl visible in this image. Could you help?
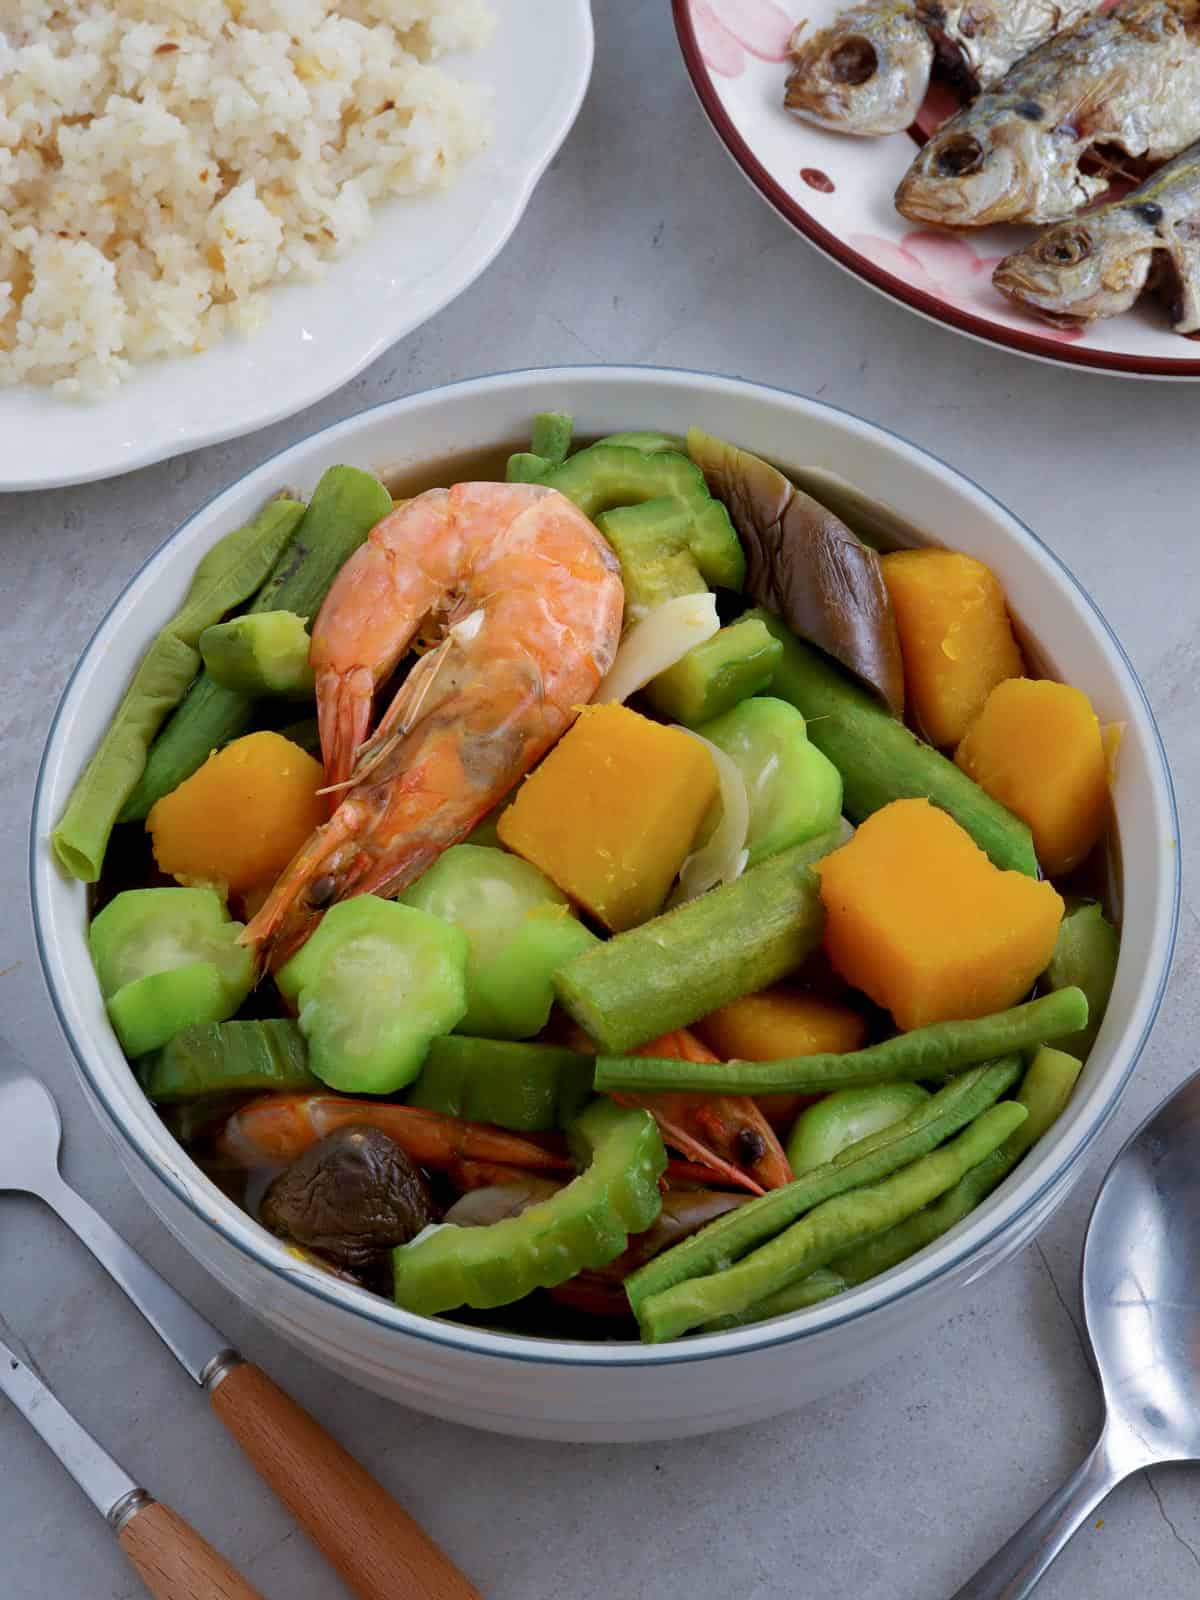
[29,365,1181,1369]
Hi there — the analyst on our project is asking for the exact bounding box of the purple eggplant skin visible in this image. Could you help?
[259,1124,440,1269]
[687,427,906,718]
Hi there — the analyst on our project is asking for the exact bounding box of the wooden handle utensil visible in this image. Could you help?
[210,1360,480,1600]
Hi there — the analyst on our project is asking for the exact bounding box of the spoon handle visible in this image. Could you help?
[949,1429,1130,1600]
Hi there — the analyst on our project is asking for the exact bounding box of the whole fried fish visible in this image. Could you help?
[784,0,1097,137]
[896,0,1200,226]
[993,140,1200,329]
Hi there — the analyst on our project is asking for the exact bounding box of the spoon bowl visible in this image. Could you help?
[953,1067,1200,1597]
[1083,1068,1200,1466]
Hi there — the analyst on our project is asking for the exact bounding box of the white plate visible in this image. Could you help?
[1,2,593,491]
[674,0,1200,378]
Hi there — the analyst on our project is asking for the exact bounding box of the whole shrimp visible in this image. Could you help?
[243,482,623,967]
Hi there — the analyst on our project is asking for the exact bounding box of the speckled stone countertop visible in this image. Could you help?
[3,5,1199,1597]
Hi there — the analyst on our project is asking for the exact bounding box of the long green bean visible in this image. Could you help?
[699,1268,847,1332]
[638,1101,1027,1342]
[118,466,392,821]
[595,989,1087,1097]
[830,1044,1082,1286]
[623,1058,1020,1317]
[51,496,305,881]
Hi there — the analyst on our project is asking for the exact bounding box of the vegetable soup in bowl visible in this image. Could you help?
[31,367,1178,1441]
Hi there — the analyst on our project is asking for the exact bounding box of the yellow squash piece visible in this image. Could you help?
[881,549,1024,748]
[814,798,1063,1031]
[696,988,867,1061]
[148,731,325,898]
[954,678,1108,878]
[498,703,719,932]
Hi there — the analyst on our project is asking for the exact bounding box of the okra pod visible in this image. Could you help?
[595,989,1087,1097]
[751,609,1038,876]
[554,845,825,1055]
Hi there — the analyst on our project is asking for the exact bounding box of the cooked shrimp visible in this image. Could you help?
[622,1030,795,1195]
[243,482,622,967]
[217,1094,573,1174]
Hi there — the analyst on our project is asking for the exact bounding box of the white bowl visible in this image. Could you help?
[31,367,1179,1442]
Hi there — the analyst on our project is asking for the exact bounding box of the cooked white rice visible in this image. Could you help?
[0,0,493,396]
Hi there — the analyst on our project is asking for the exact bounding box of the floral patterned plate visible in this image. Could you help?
[674,0,1200,377]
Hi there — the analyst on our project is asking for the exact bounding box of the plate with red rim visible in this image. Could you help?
[673,0,1200,378]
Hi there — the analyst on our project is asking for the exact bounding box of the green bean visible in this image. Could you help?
[595,989,1087,1097]
[831,1044,1083,1286]
[637,1101,1027,1341]
[119,466,392,821]
[623,1058,1020,1318]
[699,1268,847,1332]
[51,497,305,881]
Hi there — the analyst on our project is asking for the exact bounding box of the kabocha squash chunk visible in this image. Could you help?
[498,703,719,932]
[697,988,868,1062]
[814,799,1063,1030]
[148,731,325,897]
[881,550,1024,748]
[954,678,1108,877]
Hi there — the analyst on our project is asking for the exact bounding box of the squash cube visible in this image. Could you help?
[954,678,1109,879]
[814,798,1063,1030]
[497,703,718,932]
[881,549,1024,748]
[696,988,867,1061]
[148,731,325,898]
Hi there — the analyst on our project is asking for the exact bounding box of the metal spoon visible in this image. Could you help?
[0,1072,479,1600]
[0,1331,263,1599]
[952,1067,1200,1598]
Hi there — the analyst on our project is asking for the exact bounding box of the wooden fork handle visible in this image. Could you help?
[117,1498,265,1600]
[209,1361,479,1600]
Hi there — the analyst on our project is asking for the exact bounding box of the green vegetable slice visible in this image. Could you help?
[89,887,254,1057]
[529,411,574,464]
[540,444,745,592]
[277,896,469,1095]
[645,617,782,725]
[199,611,315,698]
[51,497,305,881]
[399,844,597,1040]
[391,1100,666,1315]
[751,608,1038,877]
[1043,902,1119,1058]
[554,844,825,1055]
[637,1101,1026,1341]
[695,695,842,865]
[120,465,393,821]
[138,1018,317,1102]
[786,1083,931,1176]
[407,1037,595,1132]
[624,1059,1019,1318]
[595,989,1087,1097]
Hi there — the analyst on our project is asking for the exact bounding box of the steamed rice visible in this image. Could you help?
[0,0,493,396]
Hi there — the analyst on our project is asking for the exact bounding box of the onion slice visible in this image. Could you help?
[594,592,720,705]
[670,730,751,906]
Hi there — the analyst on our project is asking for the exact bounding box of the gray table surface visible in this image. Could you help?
[4,5,1199,1598]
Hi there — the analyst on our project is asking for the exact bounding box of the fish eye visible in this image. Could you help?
[935,134,985,177]
[1038,228,1091,266]
[828,37,878,85]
